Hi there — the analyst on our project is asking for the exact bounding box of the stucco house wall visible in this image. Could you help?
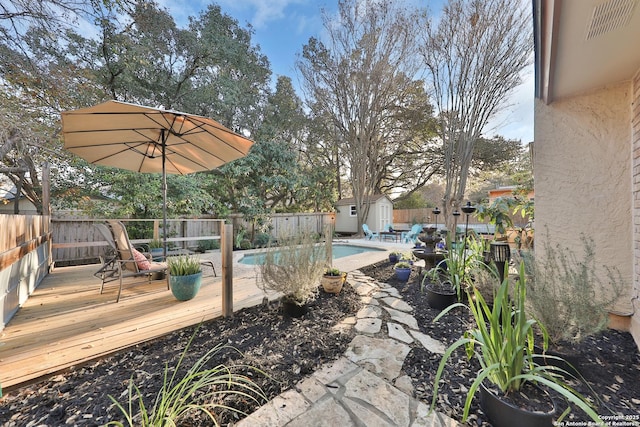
[534,81,634,319]
[631,69,640,344]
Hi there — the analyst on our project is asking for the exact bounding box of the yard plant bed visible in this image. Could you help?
[359,260,640,426]
[1,261,639,426]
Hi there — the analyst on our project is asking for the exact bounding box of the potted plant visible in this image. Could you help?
[321,267,346,294]
[420,266,456,310]
[149,239,164,261]
[388,251,402,264]
[394,261,412,282]
[258,231,324,317]
[167,255,202,301]
[431,262,602,427]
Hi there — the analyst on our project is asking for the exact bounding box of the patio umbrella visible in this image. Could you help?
[61,100,254,256]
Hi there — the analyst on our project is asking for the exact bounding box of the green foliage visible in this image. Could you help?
[431,262,602,424]
[252,232,272,248]
[148,239,163,249]
[393,191,429,209]
[475,197,515,236]
[107,327,266,426]
[324,267,342,276]
[394,261,411,269]
[197,240,219,252]
[523,234,627,345]
[258,231,325,305]
[167,255,202,276]
[238,239,253,250]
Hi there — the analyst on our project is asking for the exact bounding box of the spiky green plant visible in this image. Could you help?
[167,255,201,276]
[107,329,266,426]
[430,262,602,424]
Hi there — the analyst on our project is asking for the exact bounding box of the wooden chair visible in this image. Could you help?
[95,221,168,302]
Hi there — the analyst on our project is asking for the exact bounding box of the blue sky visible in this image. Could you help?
[157,0,534,143]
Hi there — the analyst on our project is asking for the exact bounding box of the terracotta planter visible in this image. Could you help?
[480,382,556,427]
[169,272,202,301]
[321,273,345,294]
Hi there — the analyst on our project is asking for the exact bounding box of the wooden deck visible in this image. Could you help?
[0,257,273,391]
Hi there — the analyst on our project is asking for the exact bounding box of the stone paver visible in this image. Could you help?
[236,268,459,427]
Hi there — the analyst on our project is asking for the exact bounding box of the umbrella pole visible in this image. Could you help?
[162,130,168,260]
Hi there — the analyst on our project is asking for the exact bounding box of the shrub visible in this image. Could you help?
[258,231,325,305]
[523,233,627,345]
[252,232,271,248]
[197,239,219,252]
[239,239,252,250]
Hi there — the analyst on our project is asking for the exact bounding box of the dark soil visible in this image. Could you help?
[360,260,640,426]
[1,260,639,426]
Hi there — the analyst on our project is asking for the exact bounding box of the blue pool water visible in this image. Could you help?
[239,244,384,265]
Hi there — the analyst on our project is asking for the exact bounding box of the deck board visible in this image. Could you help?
[0,240,393,392]
[0,258,275,391]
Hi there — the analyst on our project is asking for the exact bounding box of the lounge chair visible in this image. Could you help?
[95,220,168,302]
[362,224,379,240]
[401,224,423,244]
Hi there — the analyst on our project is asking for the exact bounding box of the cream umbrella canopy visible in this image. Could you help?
[61,100,254,256]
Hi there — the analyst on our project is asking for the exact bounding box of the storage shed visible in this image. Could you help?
[335,194,393,235]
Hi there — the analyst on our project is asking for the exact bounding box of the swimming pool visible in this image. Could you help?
[238,244,385,265]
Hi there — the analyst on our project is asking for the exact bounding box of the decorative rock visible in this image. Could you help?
[382,306,419,330]
[356,305,382,319]
[312,357,360,385]
[394,375,414,395]
[342,369,412,426]
[410,330,446,355]
[352,282,376,296]
[355,318,382,334]
[387,322,414,344]
[237,389,310,426]
[286,396,354,427]
[360,296,380,306]
[345,335,410,381]
[381,296,413,313]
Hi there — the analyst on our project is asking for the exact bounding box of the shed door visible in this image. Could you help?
[379,203,390,231]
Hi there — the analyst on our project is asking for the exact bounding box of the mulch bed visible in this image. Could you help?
[359,260,640,426]
[1,260,639,426]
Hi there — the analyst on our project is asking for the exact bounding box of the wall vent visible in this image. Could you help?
[586,0,638,40]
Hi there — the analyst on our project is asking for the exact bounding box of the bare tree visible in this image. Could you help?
[297,0,433,234]
[421,0,532,230]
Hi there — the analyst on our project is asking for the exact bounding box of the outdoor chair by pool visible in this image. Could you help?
[401,224,423,244]
[95,220,168,302]
[362,224,379,240]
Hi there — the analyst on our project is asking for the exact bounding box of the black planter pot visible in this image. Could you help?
[281,299,308,318]
[424,283,457,310]
[480,382,556,427]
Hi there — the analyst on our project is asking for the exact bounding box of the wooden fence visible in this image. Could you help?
[51,218,225,266]
[0,214,51,329]
[229,212,334,241]
[51,213,334,266]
